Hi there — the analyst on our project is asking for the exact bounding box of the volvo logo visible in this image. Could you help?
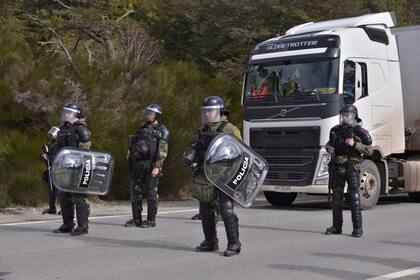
[279,109,287,117]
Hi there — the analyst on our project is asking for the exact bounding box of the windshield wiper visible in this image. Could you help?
[294,89,321,102]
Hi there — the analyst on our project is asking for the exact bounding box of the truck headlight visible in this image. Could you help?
[314,178,329,185]
[317,153,331,177]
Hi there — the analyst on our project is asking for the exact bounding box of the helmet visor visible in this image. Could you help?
[145,109,157,122]
[61,109,78,124]
[340,112,356,124]
[201,107,221,124]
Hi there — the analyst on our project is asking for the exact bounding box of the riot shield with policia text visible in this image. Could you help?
[204,133,268,207]
[51,148,114,195]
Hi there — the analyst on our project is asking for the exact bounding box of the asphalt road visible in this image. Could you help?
[1,195,420,280]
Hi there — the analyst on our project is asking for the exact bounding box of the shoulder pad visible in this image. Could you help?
[155,124,170,141]
[354,126,372,145]
[76,124,91,143]
[137,123,148,132]
[223,122,242,138]
[222,122,235,131]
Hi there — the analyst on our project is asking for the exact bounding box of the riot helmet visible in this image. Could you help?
[145,104,162,123]
[61,103,84,124]
[340,104,358,125]
[201,96,226,124]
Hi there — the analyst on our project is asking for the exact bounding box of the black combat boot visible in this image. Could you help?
[42,208,57,215]
[125,218,142,227]
[53,223,74,233]
[347,192,363,237]
[71,196,89,236]
[140,220,156,228]
[141,187,158,228]
[126,194,142,227]
[191,213,201,220]
[325,192,343,235]
[196,202,218,252]
[55,192,74,233]
[71,226,89,236]
[196,239,219,252]
[222,214,241,257]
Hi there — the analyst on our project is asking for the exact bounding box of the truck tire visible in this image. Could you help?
[264,192,297,207]
[408,192,420,202]
[358,159,381,209]
[407,155,420,202]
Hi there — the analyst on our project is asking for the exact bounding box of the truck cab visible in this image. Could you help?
[242,12,412,209]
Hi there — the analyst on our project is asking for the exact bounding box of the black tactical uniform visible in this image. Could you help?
[52,103,92,236]
[126,104,169,228]
[325,105,373,237]
[183,96,242,257]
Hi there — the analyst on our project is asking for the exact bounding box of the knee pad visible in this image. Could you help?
[346,192,360,206]
[346,165,360,191]
[219,203,234,219]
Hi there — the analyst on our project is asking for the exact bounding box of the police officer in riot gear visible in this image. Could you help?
[325,104,373,238]
[183,96,242,257]
[40,128,60,215]
[125,104,169,228]
[43,103,92,235]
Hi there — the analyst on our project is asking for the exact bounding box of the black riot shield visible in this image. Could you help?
[51,148,114,195]
[204,133,268,208]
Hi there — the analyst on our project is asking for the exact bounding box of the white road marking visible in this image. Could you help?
[366,267,420,280]
[0,208,198,226]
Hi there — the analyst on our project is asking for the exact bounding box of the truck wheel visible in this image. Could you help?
[263,192,297,207]
[408,192,420,202]
[358,159,381,209]
[407,155,420,202]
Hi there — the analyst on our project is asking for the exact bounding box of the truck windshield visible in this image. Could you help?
[244,59,339,105]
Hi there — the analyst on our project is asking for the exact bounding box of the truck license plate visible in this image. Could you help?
[274,185,291,192]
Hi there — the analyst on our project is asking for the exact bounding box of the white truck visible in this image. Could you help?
[242,12,420,209]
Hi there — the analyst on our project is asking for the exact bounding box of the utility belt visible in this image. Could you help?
[333,155,360,176]
[334,154,361,162]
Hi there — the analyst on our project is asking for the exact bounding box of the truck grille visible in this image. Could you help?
[250,127,320,186]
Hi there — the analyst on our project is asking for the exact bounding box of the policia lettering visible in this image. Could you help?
[50,103,92,236]
[325,105,373,238]
[227,153,251,190]
[79,155,93,188]
[184,96,242,257]
[126,104,169,228]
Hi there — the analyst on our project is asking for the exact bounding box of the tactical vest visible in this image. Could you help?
[134,124,159,160]
[330,124,365,159]
[52,123,82,155]
[195,121,228,165]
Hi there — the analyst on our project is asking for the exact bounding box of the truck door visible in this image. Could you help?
[343,60,371,130]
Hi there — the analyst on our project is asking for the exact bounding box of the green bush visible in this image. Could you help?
[0,130,48,207]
